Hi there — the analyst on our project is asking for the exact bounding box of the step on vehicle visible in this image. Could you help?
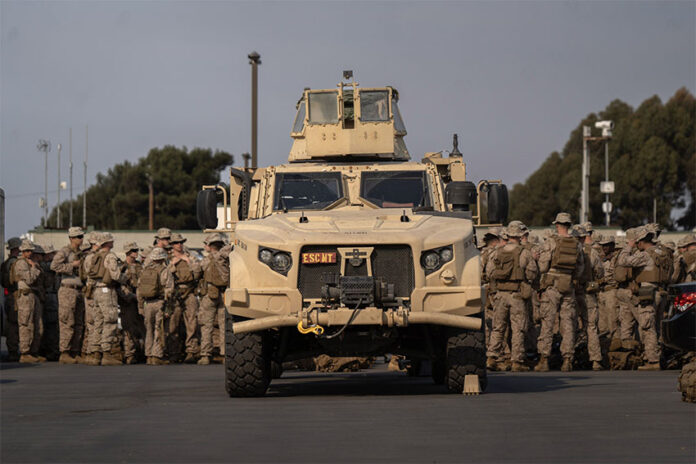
[197,73,508,396]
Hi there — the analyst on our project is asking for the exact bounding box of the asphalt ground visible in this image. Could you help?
[1,360,694,464]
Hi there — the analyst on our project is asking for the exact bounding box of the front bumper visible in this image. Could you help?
[225,285,483,334]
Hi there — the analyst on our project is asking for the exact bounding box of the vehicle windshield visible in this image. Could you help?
[360,171,431,208]
[274,172,344,211]
[308,92,339,124]
[360,90,390,122]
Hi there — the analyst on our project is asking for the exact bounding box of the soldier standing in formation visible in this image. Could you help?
[13,240,45,363]
[485,222,538,372]
[39,244,59,361]
[138,247,174,365]
[2,237,22,362]
[535,212,584,372]
[198,233,230,365]
[168,233,201,364]
[119,242,144,364]
[597,235,620,341]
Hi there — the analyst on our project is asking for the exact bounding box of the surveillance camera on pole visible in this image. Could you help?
[595,120,614,138]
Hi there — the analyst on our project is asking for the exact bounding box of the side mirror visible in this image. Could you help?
[487,184,509,224]
[445,181,477,211]
[196,190,218,229]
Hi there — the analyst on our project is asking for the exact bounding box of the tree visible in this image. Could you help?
[46,146,233,230]
[510,88,695,229]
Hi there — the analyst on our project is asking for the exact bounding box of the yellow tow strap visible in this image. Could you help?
[297,321,325,336]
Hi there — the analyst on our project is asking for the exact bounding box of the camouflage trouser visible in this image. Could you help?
[175,293,199,354]
[199,294,225,357]
[41,292,59,358]
[484,289,496,344]
[4,293,19,356]
[537,286,577,358]
[143,300,165,358]
[83,296,98,354]
[598,288,619,339]
[486,291,528,363]
[16,292,43,355]
[576,291,602,362]
[524,290,540,353]
[58,286,84,354]
[94,287,119,353]
[119,296,144,358]
[617,289,660,363]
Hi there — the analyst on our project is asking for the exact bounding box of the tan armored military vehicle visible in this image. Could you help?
[197,74,508,396]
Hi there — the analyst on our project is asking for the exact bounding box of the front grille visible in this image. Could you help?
[298,245,415,300]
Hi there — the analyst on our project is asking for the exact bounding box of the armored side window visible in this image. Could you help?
[392,98,406,133]
[292,101,306,134]
[360,90,390,122]
[308,92,339,124]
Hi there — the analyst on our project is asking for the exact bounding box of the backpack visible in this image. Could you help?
[7,258,20,288]
[551,236,578,272]
[1,256,17,289]
[204,254,229,287]
[139,263,163,299]
[490,246,524,282]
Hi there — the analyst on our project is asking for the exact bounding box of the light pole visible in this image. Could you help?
[37,139,51,227]
[580,121,613,225]
[69,128,73,227]
[248,51,261,169]
[57,143,62,229]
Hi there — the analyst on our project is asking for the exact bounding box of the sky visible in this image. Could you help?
[1,0,694,238]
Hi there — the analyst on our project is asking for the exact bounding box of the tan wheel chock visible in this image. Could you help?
[462,374,481,395]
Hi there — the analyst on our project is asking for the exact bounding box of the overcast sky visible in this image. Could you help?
[1,0,694,238]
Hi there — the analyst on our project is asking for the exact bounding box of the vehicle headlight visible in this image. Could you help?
[421,245,453,275]
[258,247,292,275]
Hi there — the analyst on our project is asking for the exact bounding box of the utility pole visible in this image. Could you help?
[581,121,614,225]
[83,125,88,229]
[248,51,261,169]
[603,141,610,226]
[69,128,73,227]
[37,139,51,227]
[581,127,590,223]
[57,143,62,229]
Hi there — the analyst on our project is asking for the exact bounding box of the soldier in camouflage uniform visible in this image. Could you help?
[81,232,101,363]
[673,234,696,283]
[137,247,174,365]
[597,235,620,342]
[13,240,45,363]
[51,227,85,364]
[119,242,145,364]
[535,212,585,372]
[198,233,230,365]
[617,226,664,370]
[485,222,538,372]
[168,233,201,363]
[481,228,503,339]
[572,225,604,370]
[38,244,60,361]
[1,237,21,362]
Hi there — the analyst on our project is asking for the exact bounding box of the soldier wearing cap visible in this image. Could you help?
[154,228,172,249]
[137,247,174,365]
[673,234,696,283]
[13,240,45,363]
[198,233,230,365]
[85,232,126,366]
[2,237,22,361]
[485,222,538,372]
[119,242,144,364]
[616,226,663,370]
[167,233,202,363]
[571,225,604,370]
[36,244,59,361]
[79,232,102,363]
[514,221,542,357]
[481,227,503,338]
[597,235,620,341]
[50,227,86,363]
[535,212,585,372]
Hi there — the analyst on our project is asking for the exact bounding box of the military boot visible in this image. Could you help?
[59,352,78,364]
[592,361,604,371]
[486,357,498,371]
[101,352,123,366]
[561,357,573,372]
[184,353,197,364]
[197,356,211,365]
[150,357,167,365]
[85,352,102,366]
[534,356,549,372]
[637,362,661,371]
[19,354,42,363]
[511,362,530,372]
[124,356,137,365]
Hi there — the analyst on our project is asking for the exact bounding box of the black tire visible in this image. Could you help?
[445,328,487,393]
[224,314,271,397]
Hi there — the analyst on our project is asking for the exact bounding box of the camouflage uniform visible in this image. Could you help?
[485,223,538,371]
[198,234,231,363]
[573,226,603,366]
[536,213,585,371]
[119,243,145,363]
[168,234,202,362]
[39,246,60,360]
[1,237,21,361]
[597,237,620,340]
[14,241,44,361]
[137,248,174,364]
[673,235,696,283]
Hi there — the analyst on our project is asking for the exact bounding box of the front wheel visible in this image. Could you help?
[224,313,271,397]
[445,328,487,393]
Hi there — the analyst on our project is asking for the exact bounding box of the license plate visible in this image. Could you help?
[301,252,337,264]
